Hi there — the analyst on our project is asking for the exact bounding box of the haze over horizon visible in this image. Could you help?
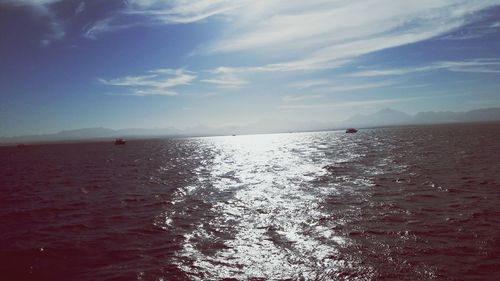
[2,107,500,144]
[1,0,500,137]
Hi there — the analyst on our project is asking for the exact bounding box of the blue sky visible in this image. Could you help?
[1,0,500,136]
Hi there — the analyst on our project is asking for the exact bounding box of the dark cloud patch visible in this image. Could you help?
[0,0,127,46]
[0,5,54,52]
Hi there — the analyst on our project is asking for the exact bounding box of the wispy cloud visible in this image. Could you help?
[200,1,500,72]
[349,58,500,77]
[393,83,431,89]
[440,19,500,40]
[74,1,85,15]
[316,81,396,93]
[81,1,244,39]
[282,81,395,104]
[288,80,331,89]
[201,70,248,88]
[286,79,396,93]
[279,94,461,110]
[67,1,500,66]
[83,19,113,39]
[99,69,196,96]
[13,0,499,67]
[124,0,245,24]
[82,18,141,40]
[439,59,500,74]
[9,0,500,56]
[283,95,325,102]
[216,22,466,74]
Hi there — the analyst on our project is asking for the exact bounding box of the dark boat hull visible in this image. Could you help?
[114,139,126,145]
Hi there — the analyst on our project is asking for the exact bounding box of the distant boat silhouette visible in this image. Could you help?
[345,128,358,133]
[17,144,26,148]
[114,138,126,145]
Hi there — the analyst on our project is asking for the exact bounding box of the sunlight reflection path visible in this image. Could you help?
[170,132,362,280]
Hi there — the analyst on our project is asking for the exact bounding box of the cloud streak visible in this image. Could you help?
[200,0,500,73]
[279,94,461,110]
[14,0,499,69]
[99,69,196,96]
[349,59,500,77]
[286,80,396,95]
[201,69,248,88]
[317,81,396,93]
[201,76,247,88]
[125,0,245,24]
[283,95,325,102]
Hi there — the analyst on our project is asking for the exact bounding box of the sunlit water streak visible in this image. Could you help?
[169,133,352,280]
[1,123,499,280]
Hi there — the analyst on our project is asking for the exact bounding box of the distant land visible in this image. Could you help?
[344,107,500,128]
[1,108,500,144]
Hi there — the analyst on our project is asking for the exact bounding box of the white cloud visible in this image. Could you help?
[194,0,500,72]
[201,75,248,88]
[210,1,500,52]
[9,0,500,59]
[200,0,497,74]
[27,0,494,72]
[99,68,196,96]
[94,1,499,100]
[85,1,500,61]
[349,58,500,77]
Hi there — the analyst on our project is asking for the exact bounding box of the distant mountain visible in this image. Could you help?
[1,108,499,145]
[54,127,117,139]
[0,120,333,145]
[343,107,500,128]
[117,127,183,136]
[411,108,500,123]
[344,108,412,127]
[0,126,183,145]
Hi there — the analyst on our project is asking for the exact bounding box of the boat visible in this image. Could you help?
[345,128,358,133]
[114,138,126,145]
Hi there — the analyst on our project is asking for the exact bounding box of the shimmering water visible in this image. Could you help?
[1,123,499,280]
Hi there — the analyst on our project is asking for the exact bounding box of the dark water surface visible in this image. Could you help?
[1,123,499,280]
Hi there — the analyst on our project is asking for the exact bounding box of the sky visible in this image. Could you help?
[1,0,500,137]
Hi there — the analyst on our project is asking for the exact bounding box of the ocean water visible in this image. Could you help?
[1,123,499,281]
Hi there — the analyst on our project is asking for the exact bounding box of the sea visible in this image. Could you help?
[1,123,499,281]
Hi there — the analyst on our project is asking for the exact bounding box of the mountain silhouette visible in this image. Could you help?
[2,108,500,144]
[343,107,500,128]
